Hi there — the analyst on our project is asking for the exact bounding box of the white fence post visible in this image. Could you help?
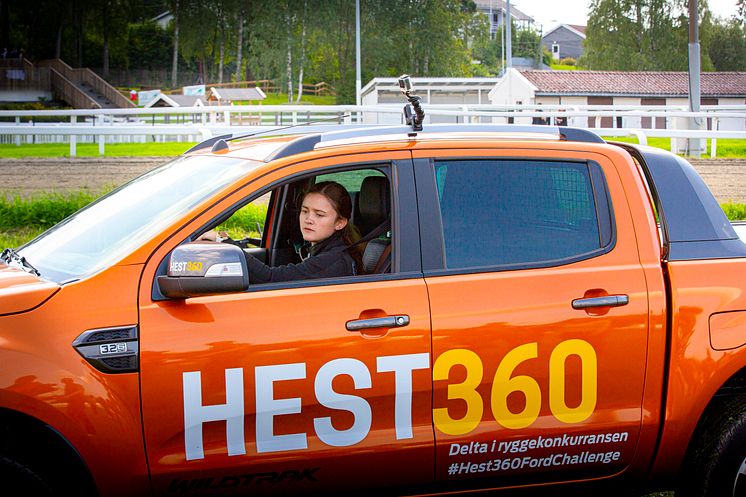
[98,115,105,156]
[711,118,719,159]
[14,116,20,146]
[630,129,648,146]
[70,115,76,157]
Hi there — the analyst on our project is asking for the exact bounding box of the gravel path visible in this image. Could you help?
[685,159,746,203]
[0,156,745,203]
[0,157,173,195]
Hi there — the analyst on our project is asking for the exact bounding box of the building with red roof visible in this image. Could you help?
[488,68,746,130]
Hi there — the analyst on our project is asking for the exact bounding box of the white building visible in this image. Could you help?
[361,77,500,124]
[488,68,746,130]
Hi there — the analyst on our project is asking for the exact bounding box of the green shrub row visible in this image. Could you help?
[722,202,746,221]
[0,191,101,230]
[0,191,269,239]
[1,190,745,240]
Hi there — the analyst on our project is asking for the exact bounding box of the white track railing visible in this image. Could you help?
[0,104,744,157]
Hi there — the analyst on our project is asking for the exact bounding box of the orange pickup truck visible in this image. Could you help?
[1,122,745,497]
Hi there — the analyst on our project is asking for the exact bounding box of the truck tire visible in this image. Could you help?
[0,456,53,495]
[677,395,746,497]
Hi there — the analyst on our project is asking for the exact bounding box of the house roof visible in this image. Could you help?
[209,87,267,102]
[144,94,206,108]
[519,70,746,97]
[542,24,587,40]
[473,0,534,21]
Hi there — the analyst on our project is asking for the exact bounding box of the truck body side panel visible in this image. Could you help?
[651,259,746,478]
[0,264,149,497]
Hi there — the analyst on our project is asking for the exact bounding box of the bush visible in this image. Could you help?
[0,191,100,230]
[559,57,577,66]
[722,202,746,221]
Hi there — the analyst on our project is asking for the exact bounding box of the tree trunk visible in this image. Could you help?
[295,0,307,102]
[77,12,83,67]
[55,21,62,59]
[73,3,82,67]
[217,6,225,84]
[102,3,110,78]
[218,32,224,84]
[235,9,244,82]
[286,7,293,103]
[171,0,180,88]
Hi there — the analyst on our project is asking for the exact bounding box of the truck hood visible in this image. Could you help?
[0,264,61,315]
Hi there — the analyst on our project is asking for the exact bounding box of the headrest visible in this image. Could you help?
[359,176,390,228]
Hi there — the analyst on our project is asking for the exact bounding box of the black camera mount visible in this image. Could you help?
[398,74,425,134]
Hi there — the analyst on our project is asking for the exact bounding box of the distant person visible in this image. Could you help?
[532,110,549,125]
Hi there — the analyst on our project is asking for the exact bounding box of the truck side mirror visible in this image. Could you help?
[157,242,249,299]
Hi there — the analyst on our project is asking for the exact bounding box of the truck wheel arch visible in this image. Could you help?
[677,371,746,497]
[0,408,97,495]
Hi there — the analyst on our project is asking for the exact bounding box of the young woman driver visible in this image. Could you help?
[201,181,363,283]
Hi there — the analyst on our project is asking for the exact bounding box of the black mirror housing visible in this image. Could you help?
[157,242,249,299]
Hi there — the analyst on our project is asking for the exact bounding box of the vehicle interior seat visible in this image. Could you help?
[355,176,391,273]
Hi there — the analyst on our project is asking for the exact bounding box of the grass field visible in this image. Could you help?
[260,92,337,105]
[0,141,195,158]
[603,136,746,158]
[1,137,743,159]
[550,63,581,71]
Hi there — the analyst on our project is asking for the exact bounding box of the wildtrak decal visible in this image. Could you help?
[168,468,320,494]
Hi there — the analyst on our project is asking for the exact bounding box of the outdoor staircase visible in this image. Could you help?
[77,80,116,108]
[35,59,134,109]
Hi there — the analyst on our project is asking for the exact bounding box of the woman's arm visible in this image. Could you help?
[244,250,352,283]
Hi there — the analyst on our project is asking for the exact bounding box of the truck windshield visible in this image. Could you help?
[18,155,261,284]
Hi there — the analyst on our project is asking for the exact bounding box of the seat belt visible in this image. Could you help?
[372,243,393,273]
[348,219,391,251]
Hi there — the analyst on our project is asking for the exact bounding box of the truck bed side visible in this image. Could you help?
[615,143,746,483]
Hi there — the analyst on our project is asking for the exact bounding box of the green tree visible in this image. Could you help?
[127,21,171,70]
[582,0,714,71]
[472,24,547,74]
[360,0,485,82]
[708,17,746,70]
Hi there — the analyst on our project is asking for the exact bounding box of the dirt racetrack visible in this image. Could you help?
[0,157,173,195]
[0,156,745,203]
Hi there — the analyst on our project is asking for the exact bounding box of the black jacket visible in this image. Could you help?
[244,231,355,283]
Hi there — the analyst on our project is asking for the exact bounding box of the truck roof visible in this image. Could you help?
[184,124,605,162]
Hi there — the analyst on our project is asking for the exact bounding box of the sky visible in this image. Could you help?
[510,0,741,32]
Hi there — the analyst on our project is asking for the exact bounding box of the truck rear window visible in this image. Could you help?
[435,159,613,270]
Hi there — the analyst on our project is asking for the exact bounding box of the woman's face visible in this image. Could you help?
[299,192,347,245]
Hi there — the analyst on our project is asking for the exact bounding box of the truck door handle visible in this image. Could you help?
[572,295,629,309]
[346,315,410,331]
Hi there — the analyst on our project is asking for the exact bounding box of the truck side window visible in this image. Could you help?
[202,165,393,286]
[435,159,613,270]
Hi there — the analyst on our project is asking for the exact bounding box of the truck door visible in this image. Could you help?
[138,156,433,496]
[414,150,651,489]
